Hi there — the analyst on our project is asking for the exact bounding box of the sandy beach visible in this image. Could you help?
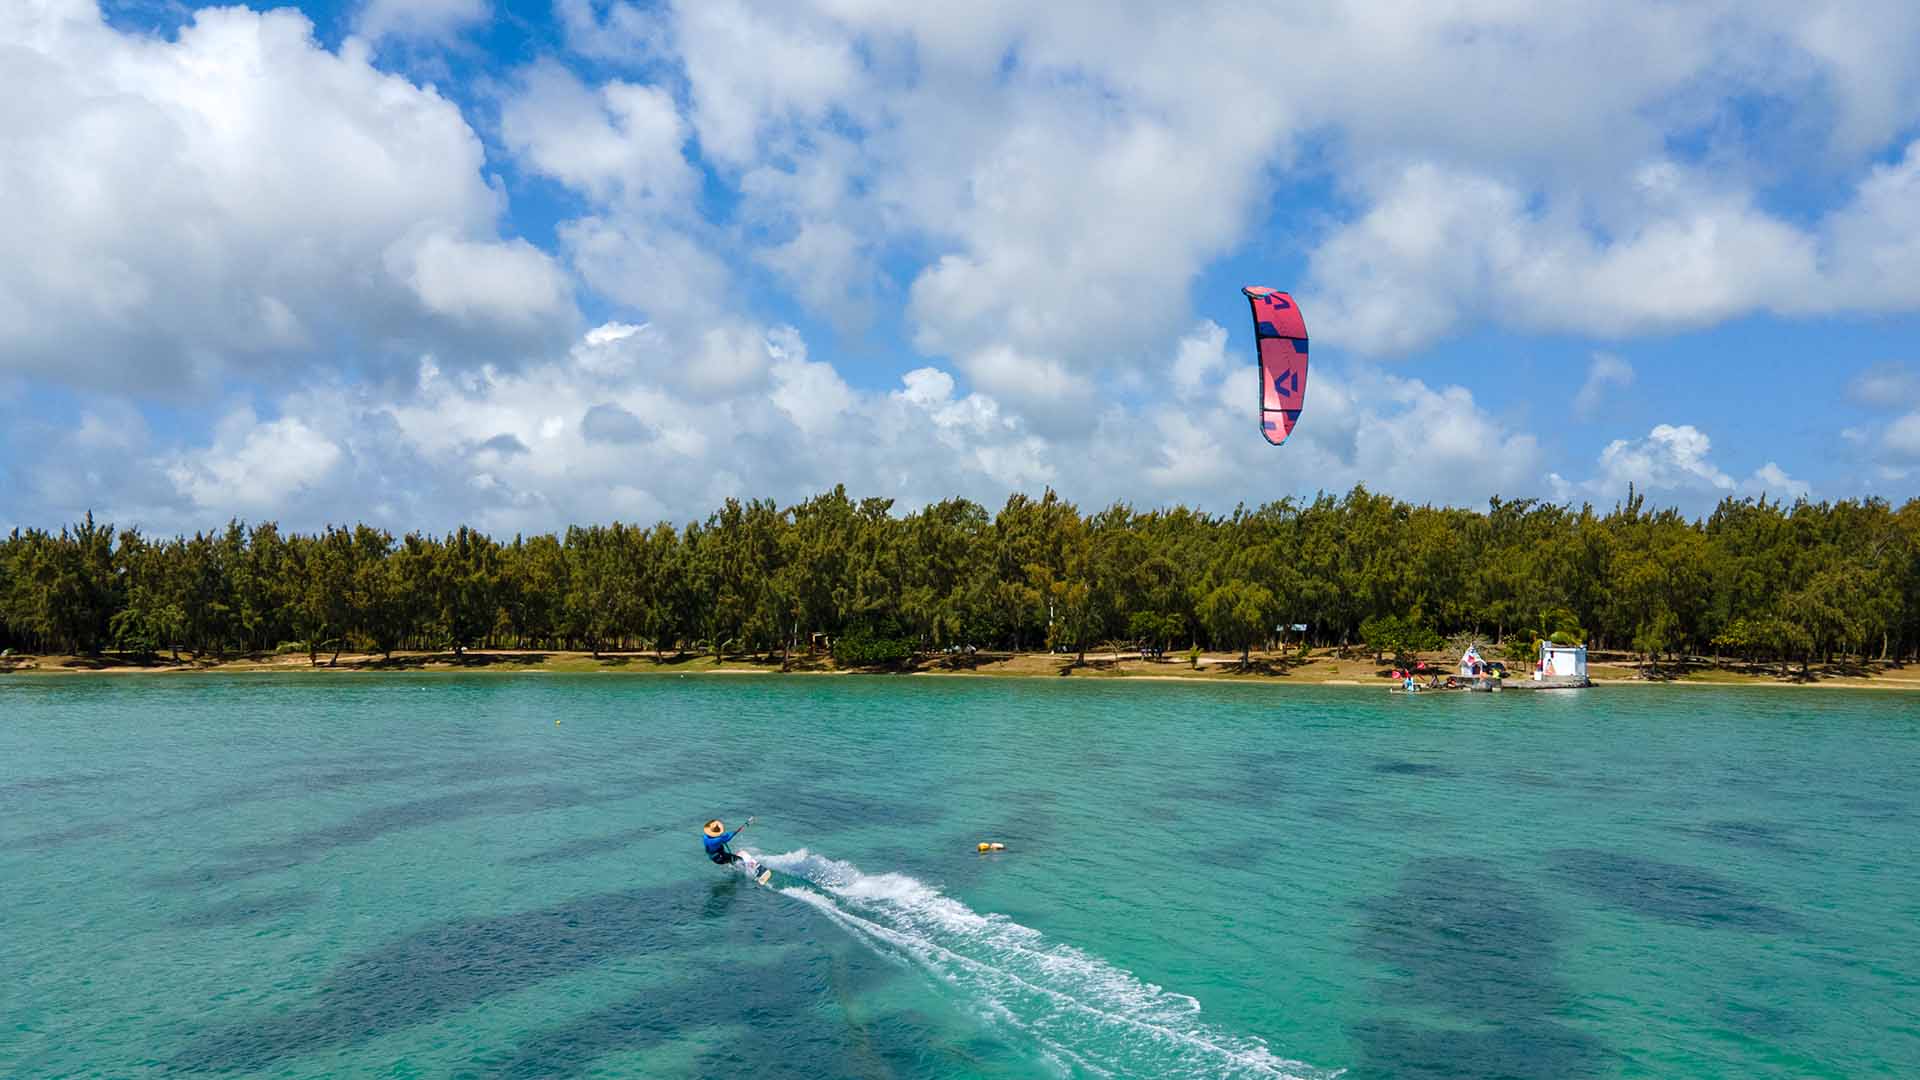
[7,648,1917,690]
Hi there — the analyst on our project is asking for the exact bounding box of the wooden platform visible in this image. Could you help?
[1505,675,1592,690]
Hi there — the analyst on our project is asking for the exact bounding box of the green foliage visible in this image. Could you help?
[1360,614,1441,667]
[1505,609,1587,664]
[1127,610,1183,649]
[1197,580,1275,663]
[1503,637,1543,666]
[831,619,916,667]
[2,489,1918,670]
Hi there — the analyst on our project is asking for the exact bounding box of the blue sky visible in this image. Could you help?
[5,0,1920,534]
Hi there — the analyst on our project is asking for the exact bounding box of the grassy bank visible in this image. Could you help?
[5,647,1918,690]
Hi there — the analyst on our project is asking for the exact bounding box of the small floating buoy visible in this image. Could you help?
[976,842,1006,853]
[555,719,562,725]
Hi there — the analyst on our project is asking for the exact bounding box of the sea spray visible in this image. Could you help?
[758,848,1340,1080]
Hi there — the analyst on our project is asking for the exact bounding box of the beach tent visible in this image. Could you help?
[1539,641,1588,679]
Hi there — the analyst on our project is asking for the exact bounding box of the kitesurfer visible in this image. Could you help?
[703,817,751,865]
[704,817,772,884]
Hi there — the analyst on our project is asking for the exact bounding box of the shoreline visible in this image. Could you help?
[5,649,1916,691]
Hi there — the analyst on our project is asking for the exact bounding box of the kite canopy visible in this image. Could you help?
[1242,286,1308,446]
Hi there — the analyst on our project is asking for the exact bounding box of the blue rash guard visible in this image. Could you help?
[704,829,739,863]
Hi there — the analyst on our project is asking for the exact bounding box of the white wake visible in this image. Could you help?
[756,848,1339,1080]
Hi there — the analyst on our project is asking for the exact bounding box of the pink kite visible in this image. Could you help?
[1242,286,1308,446]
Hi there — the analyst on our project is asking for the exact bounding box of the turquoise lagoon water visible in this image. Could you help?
[1,674,1916,1078]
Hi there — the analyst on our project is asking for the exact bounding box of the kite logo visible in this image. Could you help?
[1274,371,1299,399]
[1267,295,1290,309]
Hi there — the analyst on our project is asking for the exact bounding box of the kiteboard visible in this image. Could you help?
[737,852,773,886]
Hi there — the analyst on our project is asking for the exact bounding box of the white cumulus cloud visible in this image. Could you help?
[1597,424,1736,494]
[14,0,1920,530]
[166,410,344,515]
[500,64,695,208]
[0,2,573,390]
[19,318,1557,534]
[399,233,575,329]
[356,0,489,44]
[1565,423,1813,508]
[1884,413,1920,460]
[670,0,862,165]
[1310,161,1820,353]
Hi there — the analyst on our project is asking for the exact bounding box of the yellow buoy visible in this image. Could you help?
[977,842,1006,852]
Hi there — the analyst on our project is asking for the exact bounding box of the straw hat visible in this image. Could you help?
[703,819,725,837]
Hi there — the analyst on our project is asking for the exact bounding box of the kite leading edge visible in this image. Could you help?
[1242,286,1308,446]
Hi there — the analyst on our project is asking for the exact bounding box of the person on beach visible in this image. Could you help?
[703,817,771,883]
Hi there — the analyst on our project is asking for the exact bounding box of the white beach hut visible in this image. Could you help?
[1537,641,1588,680]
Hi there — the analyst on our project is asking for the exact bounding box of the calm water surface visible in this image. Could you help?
[2,674,1916,1078]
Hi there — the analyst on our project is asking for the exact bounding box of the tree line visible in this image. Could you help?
[2,485,1917,669]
